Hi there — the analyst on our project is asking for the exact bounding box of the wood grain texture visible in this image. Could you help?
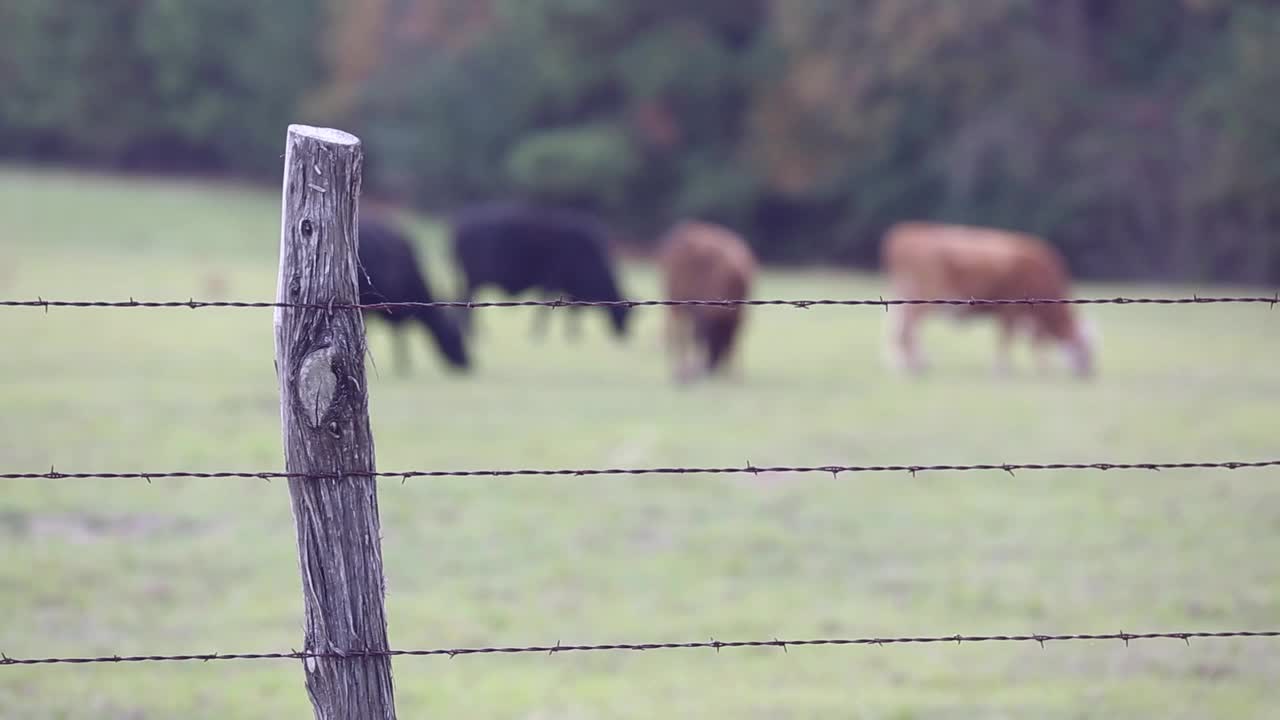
[274,124,396,719]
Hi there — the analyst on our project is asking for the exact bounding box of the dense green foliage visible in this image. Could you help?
[4,0,1280,281]
[0,0,322,174]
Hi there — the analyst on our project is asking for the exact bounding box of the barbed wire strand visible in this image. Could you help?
[2,630,1277,666]
[7,459,1280,483]
[1,294,1277,312]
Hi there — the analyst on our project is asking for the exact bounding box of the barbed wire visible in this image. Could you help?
[2,630,1276,667]
[7,459,1279,482]
[1,294,1277,312]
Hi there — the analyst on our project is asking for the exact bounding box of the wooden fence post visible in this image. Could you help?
[274,124,397,719]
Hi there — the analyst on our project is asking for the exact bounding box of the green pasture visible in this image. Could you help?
[1,167,1278,718]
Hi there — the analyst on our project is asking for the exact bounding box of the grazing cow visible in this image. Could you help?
[657,220,757,383]
[357,215,470,374]
[881,221,1096,378]
[450,201,631,340]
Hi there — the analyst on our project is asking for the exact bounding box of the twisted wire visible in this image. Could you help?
[3,630,1276,666]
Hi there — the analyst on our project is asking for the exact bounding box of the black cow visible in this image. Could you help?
[450,201,631,340]
[357,215,470,374]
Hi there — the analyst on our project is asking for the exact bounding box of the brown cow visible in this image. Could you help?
[881,221,1097,378]
[657,220,757,383]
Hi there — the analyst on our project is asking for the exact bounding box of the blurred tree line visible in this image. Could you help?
[3,0,1279,283]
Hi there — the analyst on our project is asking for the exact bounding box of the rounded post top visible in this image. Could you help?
[288,124,360,146]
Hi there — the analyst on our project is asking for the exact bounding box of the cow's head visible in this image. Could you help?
[575,242,631,339]
[608,301,631,337]
[1059,314,1098,378]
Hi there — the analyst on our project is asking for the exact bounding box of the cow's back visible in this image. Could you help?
[452,202,553,294]
[659,220,756,303]
[659,220,757,373]
[882,222,1070,301]
[452,201,614,297]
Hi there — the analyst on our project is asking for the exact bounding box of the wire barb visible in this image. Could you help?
[1,630,1275,667]
[4,459,1277,482]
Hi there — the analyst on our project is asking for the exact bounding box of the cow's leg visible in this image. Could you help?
[994,315,1017,378]
[667,309,698,383]
[458,284,478,337]
[1033,331,1055,377]
[693,312,721,382]
[723,321,745,383]
[886,304,927,374]
[565,306,582,342]
[530,293,554,341]
[681,317,701,383]
[1014,314,1057,377]
[723,343,745,383]
[664,309,684,381]
[882,307,904,370]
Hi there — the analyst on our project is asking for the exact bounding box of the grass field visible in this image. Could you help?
[1,166,1278,719]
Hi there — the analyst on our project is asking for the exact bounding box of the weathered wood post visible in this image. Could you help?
[274,124,396,719]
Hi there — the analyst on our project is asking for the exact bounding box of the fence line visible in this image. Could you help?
[7,459,1280,482]
[13,125,1271,712]
[1,295,1277,312]
[3,629,1277,667]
